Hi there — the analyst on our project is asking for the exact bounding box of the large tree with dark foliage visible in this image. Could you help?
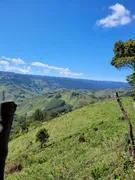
[111,39,135,163]
[111,39,135,85]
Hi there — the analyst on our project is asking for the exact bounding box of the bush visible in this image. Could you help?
[55,94,61,99]
[49,111,58,120]
[36,128,49,148]
[50,104,72,114]
[21,122,29,133]
[118,114,125,121]
[71,91,80,97]
[10,115,29,139]
[33,109,44,121]
[7,163,23,174]
[79,133,86,143]
[91,164,108,179]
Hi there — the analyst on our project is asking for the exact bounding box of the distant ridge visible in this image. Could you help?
[0,71,129,92]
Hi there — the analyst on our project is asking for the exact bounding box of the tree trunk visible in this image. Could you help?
[0,102,17,180]
[116,92,135,163]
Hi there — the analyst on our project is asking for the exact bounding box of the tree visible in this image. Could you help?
[111,39,135,100]
[19,116,29,133]
[13,115,29,134]
[20,121,29,133]
[111,39,135,163]
[111,39,135,85]
[49,111,58,120]
[33,109,44,121]
[36,128,49,148]
[44,111,47,121]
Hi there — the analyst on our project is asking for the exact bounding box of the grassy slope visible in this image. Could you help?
[15,88,132,116]
[5,97,135,180]
[16,90,95,116]
[0,85,36,102]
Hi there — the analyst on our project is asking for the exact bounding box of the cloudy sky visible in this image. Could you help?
[0,0,135,81]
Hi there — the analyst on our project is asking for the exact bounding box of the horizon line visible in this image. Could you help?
[0,70,128,83]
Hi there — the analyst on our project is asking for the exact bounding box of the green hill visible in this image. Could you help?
[16,90,97,116]
[16,88,132,116]
[5,97,135,179]
[0,71,129,100]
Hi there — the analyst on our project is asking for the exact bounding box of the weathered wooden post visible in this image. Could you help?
[116,92,135,163]
[0,101,17,180]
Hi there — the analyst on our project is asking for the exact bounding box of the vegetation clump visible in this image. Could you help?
[55,93,61,99]
[7,163,23,174]
[79,133,86,143]
[33,109,45,121]
[91,164,108,180]
[36,128,49,148]
[118,114,125,121]
[111,39,135,85]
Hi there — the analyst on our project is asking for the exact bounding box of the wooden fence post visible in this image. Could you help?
[0,101,17,180]
[116,92,135,163]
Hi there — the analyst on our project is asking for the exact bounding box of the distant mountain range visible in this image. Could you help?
[0,71,131,115]
[0,71,129,94]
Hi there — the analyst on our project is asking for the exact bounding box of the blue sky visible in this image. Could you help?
[0,0,135,81]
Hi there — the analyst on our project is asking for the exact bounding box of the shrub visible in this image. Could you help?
[71,91,80,97]
[51,104,72,114]
[91,164,108,179]
[93,127,98,132]
[20,122,29,133]
[79,133,85,143]
[36,128,49,148]
[118,114,125,121]
[55,94,61,99]
[33,109,44,121]
[7,163,23,174]
[49,111,58,120]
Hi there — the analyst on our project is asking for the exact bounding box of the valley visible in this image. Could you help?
[1,1,135,179]
[0,71,134,179]
[6,96,135,179]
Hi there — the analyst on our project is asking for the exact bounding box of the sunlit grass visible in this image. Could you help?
[5,97,135,179]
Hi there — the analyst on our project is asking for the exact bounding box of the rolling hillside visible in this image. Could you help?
[0,71,129,98]
[16,88,131,116]
[5,97,135,179]
[16,90,96,115]
[0,70,131,116]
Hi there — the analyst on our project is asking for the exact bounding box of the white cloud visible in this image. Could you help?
[32,61,83,77]
[12,58,25,65]
[96,3,134,28]
[1,56,11,61]
[0,56,30,73]
[133,15,135,19]
[5,66,31,73]
[0,56,84,77]
[0,61,9,65]
[32,62,49,68]
[1,56,25,64]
